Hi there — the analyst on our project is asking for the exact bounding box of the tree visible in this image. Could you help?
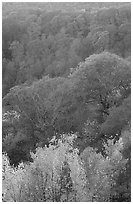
[48,52,130,136]
[2,134,89,202]
[2,3,131,167]
[2,76,66,164]
[81,137,129,201]
[2,60,17,96]
[100,95,131,139]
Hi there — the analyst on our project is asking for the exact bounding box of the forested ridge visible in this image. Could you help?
[2,2,131,202]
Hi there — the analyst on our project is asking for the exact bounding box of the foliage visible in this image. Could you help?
[2,52,130,164]
[2,3,131,201]
[101,95,131,138]
[2,3,131,95]
[48,52,130,136]
[81,137,129,201]
[3,134,129,202]
[2,134,89,202]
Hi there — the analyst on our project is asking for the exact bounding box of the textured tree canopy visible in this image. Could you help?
[3,52,131,146]
[2,3,131,202]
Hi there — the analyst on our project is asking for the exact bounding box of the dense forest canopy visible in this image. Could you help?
[2,2,131,202]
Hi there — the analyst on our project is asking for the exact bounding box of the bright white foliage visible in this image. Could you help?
[2,134,89,202]
[81,138,128,201]
[2,134,128,202]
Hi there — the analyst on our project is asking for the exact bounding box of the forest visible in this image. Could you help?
[2,2,131,202]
